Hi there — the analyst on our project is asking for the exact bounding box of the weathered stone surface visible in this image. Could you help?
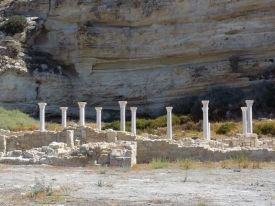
[0,0,274,117]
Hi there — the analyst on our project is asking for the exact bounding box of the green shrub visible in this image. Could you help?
[102,120,120,130]
[136,118,153,129]
[216,122,237,135]
[1,15,28,35]
[182,121,196,130]
[151,114,180,128]
[254,121,275,136]
[6,41,21,58]
[150,158,169,169]
[0,107,38,131]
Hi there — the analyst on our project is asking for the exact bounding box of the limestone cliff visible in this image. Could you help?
[0,0,275,119]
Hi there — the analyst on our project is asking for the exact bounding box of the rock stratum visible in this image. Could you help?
[0,0,275,119]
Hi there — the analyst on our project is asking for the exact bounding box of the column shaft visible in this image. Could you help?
[202,101,210,140]
[119,101,127,132]
[166,107,173,139]
[38,103,47,132]
[60,107,68,130]
[95,107,102,131]
[78,102,87,127]
[130,107,137,135]
[245,100,254,133]
[241,107,248,135]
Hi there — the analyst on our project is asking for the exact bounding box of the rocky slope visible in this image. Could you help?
[0,0,275,119]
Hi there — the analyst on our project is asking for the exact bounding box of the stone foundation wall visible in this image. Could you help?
[0,130,74,153]
[1,126,275,165]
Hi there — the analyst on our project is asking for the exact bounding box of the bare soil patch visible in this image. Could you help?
[0,163,275,205]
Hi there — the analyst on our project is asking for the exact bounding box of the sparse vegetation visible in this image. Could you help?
[150,158,169,169]
[30,176,55,198]
[0,107,38,131]
[216,122,237,135]
[6,41,21,58]
[177,158,192,170]
[1,15,28,35]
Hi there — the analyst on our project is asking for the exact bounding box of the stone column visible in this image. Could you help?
[202,101,209,140]
[208,123,211,140]
[241,107,248,136]
[245,100,254,133]
[78,102,87,127]
[166,107,173,139]
[119,101,127,131]
[95,107,102,131]
[60,107,68,130]
[38,103,47,132]
[130,107,137,135]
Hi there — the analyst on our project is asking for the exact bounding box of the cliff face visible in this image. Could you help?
[1,0,275,118]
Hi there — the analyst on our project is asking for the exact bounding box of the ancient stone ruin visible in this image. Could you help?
[1,100,275,167]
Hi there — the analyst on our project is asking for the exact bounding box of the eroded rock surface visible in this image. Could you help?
[0,0,274,117]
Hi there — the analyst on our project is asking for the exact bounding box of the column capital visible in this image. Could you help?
[119,101,127,107]
[241,107,247,112]
[166,107,173,112]
[201,100,209,106]
[130,107,137,112]
[38,102,47,108]
[95,107,102,111]
[245,100,254,106]
[78,102,87,108]
[60,107,68,111]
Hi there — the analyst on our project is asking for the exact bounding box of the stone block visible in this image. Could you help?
[11,150,22,157]
[66,130,74,148]
[106,132,117,143]
[49,142,65,149]
[23,151,35,158]
[117,131,126,140]
[97,154,110,165]
[75,140,80,146]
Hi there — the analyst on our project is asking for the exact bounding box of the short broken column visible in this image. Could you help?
[245,100,254,134]
[166,107,173,139]
[241,107,248,136]
[202,100,210,140]
[130,107,137,135]
[78,102,87,127]
[119,101,127,132]
[60,107,68,130]
[38,102,47,132]
[95,107,102,131]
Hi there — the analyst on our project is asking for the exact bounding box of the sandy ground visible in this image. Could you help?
[0,164,275,206]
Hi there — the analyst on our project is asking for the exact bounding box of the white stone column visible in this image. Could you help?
[202,100,210,140]
[78,102,87,127]
[166,107,173,139]
[95,107,102,131]
[241,107,248,136]
[245,100,254,133]
[60,107,68,130]
[119,101,127,131]
[130,107,137,135]
[38,103,47,132]
[208,123,211,140]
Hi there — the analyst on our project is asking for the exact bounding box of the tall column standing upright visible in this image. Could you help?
[38,103,47,132]
[202,100,210,140]
[166,107,173,139]
[119,101,127,132]
[130,107,137,135]
[78,102,87,127]
[245,100,254,133]
[60,107,68,130]
[95,107,102,131]
[241,107,248,136]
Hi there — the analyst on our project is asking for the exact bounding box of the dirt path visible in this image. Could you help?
[0,164,275,205]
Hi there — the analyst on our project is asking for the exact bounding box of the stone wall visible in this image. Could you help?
[1,126,275,165]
